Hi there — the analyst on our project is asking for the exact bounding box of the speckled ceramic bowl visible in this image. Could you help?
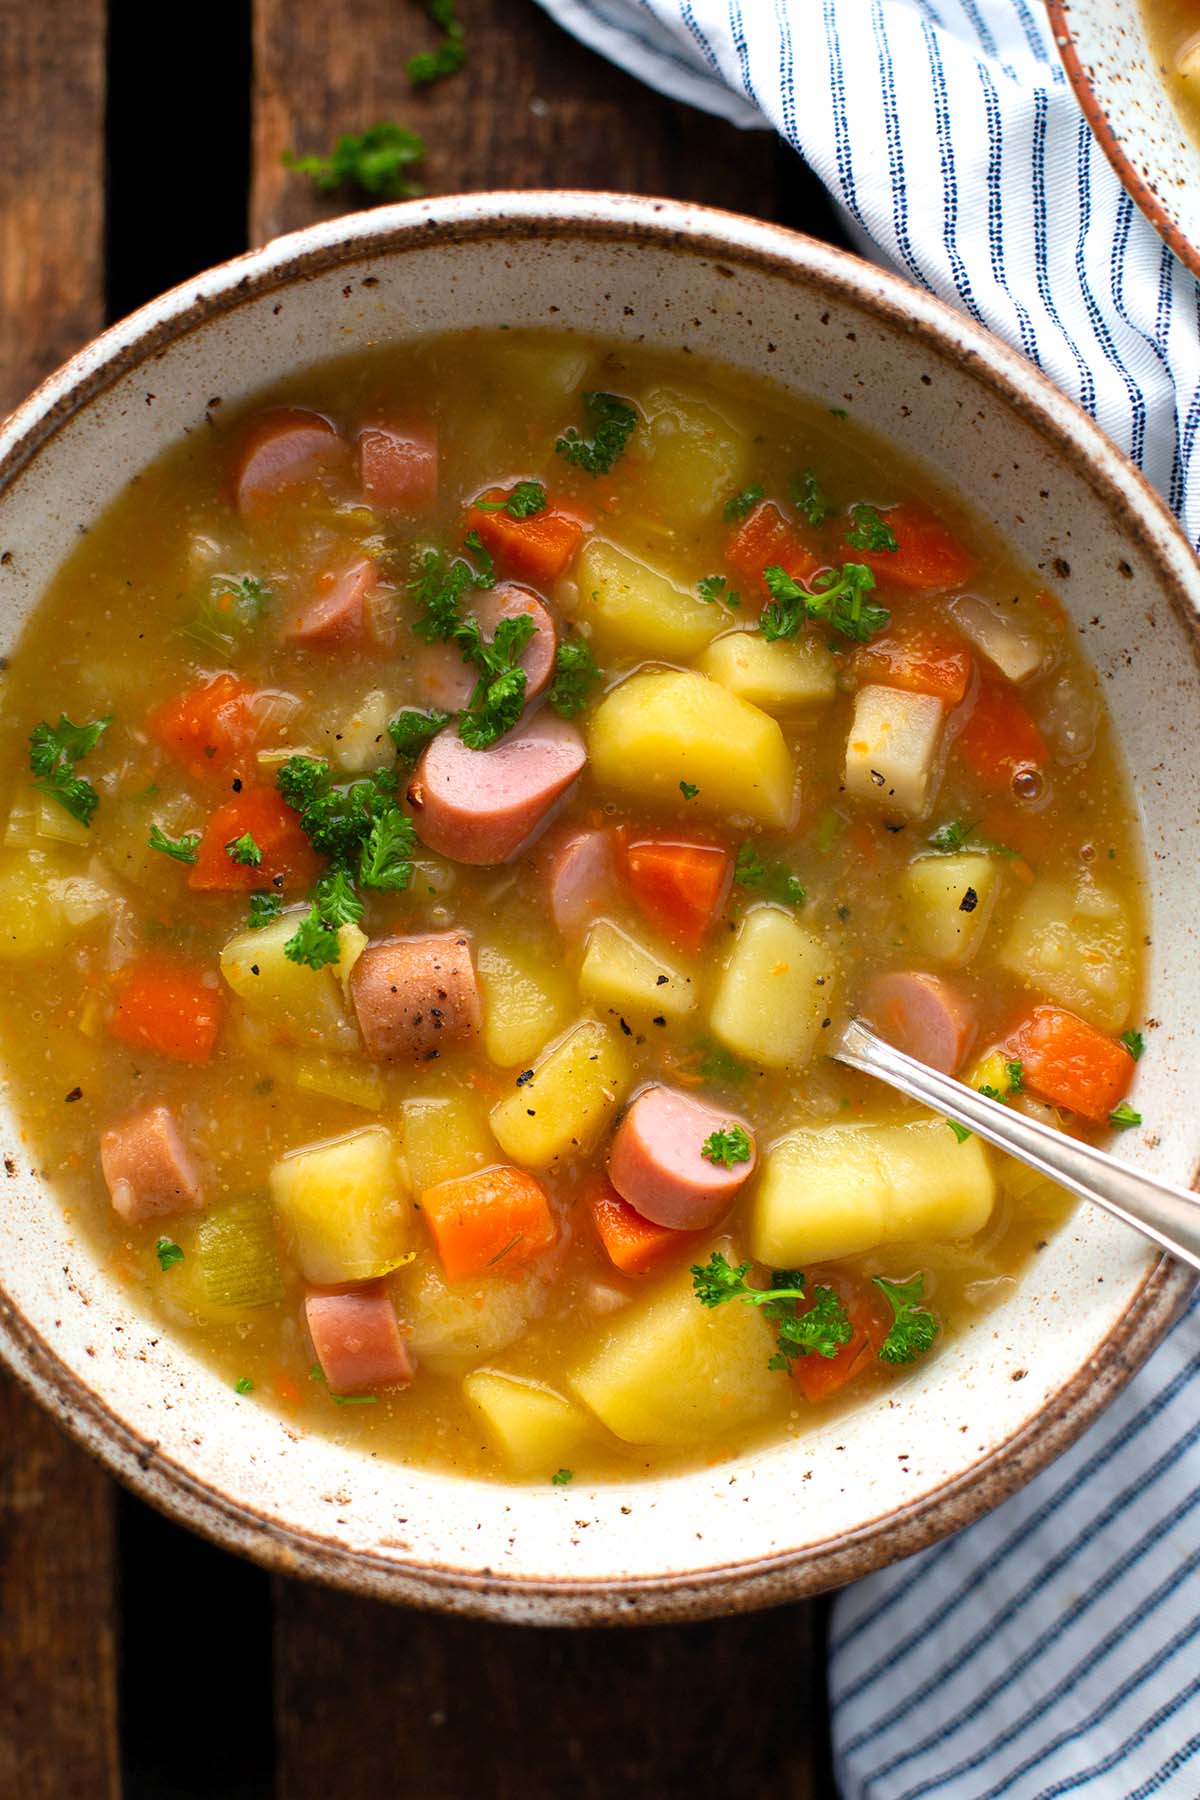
[1,193,1197,1623]
[1049,0,1200,279]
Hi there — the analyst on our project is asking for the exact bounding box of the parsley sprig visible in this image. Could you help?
[847,504,899,552]
[283,122,426,200]
[734,841,806,908]
[723,485,764,522]
[555,391,638,476]
[700,1125,753,1168]
[410,537,495,644]
[407,0,466,87]
[793,468,832,527]
[148,824,201,865]
[457,614,537,750]
[549,639,603,718]
[275,758,415,967]
[760,562,889,645]
[474,481,546,519]
[697,575,740,611]
[928,819,1016,857]
[873,1273,939,1365]
[226,832,263,868]
[388,707,450,768]
[692,1252,853,1374]
[28,714,111,826]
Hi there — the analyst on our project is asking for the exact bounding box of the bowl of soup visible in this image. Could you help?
[0,192,1197,1621]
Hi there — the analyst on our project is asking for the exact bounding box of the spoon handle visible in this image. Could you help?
[837,1016,1200,1275]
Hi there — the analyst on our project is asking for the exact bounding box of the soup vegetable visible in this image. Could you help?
[0,333,1145,1484]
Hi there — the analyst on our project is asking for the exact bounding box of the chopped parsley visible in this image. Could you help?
[148,824,201,865]
[928,819,1017,858]
[873,1273,939,1365]
[555,391,638,476]
[28,713,111,826]
[409,538,495,643]
[551,1468,573,1486]
[276,757,415,967]
[760,562,889,645]
[407,0,466,87]
[1007,1059,1025,1093]
[457,613,537,749]
[696,1042,747,1085]
[474,480,546,519]
[679,780,700,800]
[283,904,344,971]
[388,707,450,768]
[234,1376,254,1396]
[697,574,740,611]
[283,122,426,200]
[226,832,263,868]
[734,841,806,908]
[248,893,283,930]
[793,468,832,527]
[691,1252,853,1374]
[549,639,603,718]
[1120,1029,1145,1061]
[847,503,899,552]
[947,1120,973,1144]
[1109,1101,1142,1129]
[155,1237,184,1272]
[700,1125,753,1168]
[723,485,764,522]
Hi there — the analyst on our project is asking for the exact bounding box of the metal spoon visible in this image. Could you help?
[836,1016,1200,1275]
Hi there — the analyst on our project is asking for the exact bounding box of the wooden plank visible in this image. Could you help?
[0,4,119,1797]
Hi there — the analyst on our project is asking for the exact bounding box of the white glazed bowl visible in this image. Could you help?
[1,193,1197,1623]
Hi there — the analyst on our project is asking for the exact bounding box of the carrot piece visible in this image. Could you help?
[420,1166,558,1284]
[1007,1006,1135,1123]
[590,1180,697,1276]
[621,836,732,955]
[851,619,973,706]
[792,1276,890,1404]
[188,788,320,893]
[725,500,821,598]
[109,955,225,1066]
[955,680,1048,792]
[466,488,585,587]
[147,674,260,784]
[846,503,975,592]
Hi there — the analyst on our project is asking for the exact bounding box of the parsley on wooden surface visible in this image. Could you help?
[549,639,602,718]
[873,1273,939,1364]
[155,1237,184,1272]
[1120,1029,1145,1061]
[407,0,466,86]
[388,707,450,767]
[700,1125,753,1168]
[847,503,899,552]
[691,1252,852,1373]
[474,480,546,519]
[248,893,284,930]
[793,468,832,527]
[283,122,426,200]
[760,561,888,645]
[226,832,263,868]
[734,841,806,908]
[1109,1101,1142,1129]
[697,574,740,611]
[148,824,201,865]
[28,713,111,826]
[723,485,764,522]
[555,391,638,476]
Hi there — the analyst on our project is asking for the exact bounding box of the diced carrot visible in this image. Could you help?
[109,955,225,1066]
[846,503,975,592]
[420,1166,558,1284]
[188,788,320,893]
[466,488,585,587]
[590,1180,697,1277]
[147,675,260,784]
[725,500,821,598]
[852,619,972,705]
[955,680,1048,792]
[621,836,732,955]
[792,1275,890,1404]
[1007,1006,1134,1123]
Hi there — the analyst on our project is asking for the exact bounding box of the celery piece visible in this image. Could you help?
[196,1196,285,1310]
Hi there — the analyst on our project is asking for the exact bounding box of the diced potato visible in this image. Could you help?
[569,1257,778,1446]
[574,540,724,658]
[401,1090,495,1192]
[633,386,749,529]
[967,1049,1019,1098]
[220,911,354,1049]
[709,905,835,1069]
[462,1370,588,1475]
[398,1256,551,1374]
[902,853,1001,966]
[320,690,392,774]
[998,874,1134,1033]
[750,1117,996,1266]
[0,849,103,960]
[578,919,697,1022]
[292,1056,385,1111]
[844,685,944,818]
[493,339,591,409]
[698,629,836,713]
[269,1125,412,1284]
[477,941,573,1068]
[489,1019,632,1169]
[950,594,1044,684]
[332,921,368,999]
[587,670,795,829]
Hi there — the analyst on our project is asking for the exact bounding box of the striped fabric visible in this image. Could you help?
[534,3,1200,1794]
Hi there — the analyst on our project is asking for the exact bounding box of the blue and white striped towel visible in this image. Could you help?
[533,4,1200,1794]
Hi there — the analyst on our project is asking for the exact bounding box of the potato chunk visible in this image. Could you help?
[698,630,836,713]
[221,910,353,1048]
[574,539,724,658]
[844,684,944,818]
[489,1018,632,1169]
[578,919,697,1022]
[397,1256,551,1374]
[462,1370,588,1474]
[998,873,1134,1033]
[750,1117,995,1266]
[587,670,795,828]
[476,940,572,1068]
[709,905,835,1069]
[401,1090,494,1192]
[0,849,105,959]
[902,853,1001,966]
[569,1259,778,1446]
[633,386,749,529]
[269,1125,411,1284]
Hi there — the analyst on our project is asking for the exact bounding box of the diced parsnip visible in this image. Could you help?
[844,685,945,819]
[397,1255,551,1374]
[400,1090,494,1192]
[709,905,835,1069]
[220,910,354,1049]
[322,690,392,774]
[292,1056,385,1111]
[462,1370,589,1475]
[195,1195,285,1310]
[2,798,37,849]
[998,873,1134,1033]
[269,1125,412,1284]
[578,919,697,1022]
[332,922,368,999]
[751,1116,995,1266]
[5,793,92,850]
[633,386,750,530]
[492,339,591,408]
[569,1256,778,1446]
[573,539,724,658]
[901,853,1001,966]
[104,790,201,892]
[587,670,795,829]
[0,849,103,960]
[489,1018,632,1169]
[476,941,573,1068]
[697,629,836,713]
[950,594,1044,684]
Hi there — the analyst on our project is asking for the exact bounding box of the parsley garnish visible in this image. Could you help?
[474,481,546,519]
[679,780,700,800]
[947,1120,973,1144]
[793,468,832,527]
[28,713,111,826]
[696,1043,747,1085]
[697,575,740,611]
[283,904,344,971]
[148,824,201,865]
[927,819,1016,857]
[760,562,888,645]
[700,1125,753,1168]
[388,707,450,768]
[457,613,537,749]
[873,1273,939,1364]
[226,832,263,868]
[1120,1029,1145,1061]
[410,543,493,643]
[276,758,414,967]
[1007,1059,1025,1093]
[234,1376,254,1395]
[734,841,806,908]
[551,1468,573,1486]
[283,122,426,200]
[691,1252,853,1374]
[847,504,899,552]
[549,639,603,718]
[248,893,283,930]
[1109,1101,1142,1129]
[358,810,419,888]
[555,391,638,476]
[155,1237,184,1272]
[407,0,466,87]
[723,485,764,522]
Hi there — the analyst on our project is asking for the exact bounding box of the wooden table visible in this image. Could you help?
[0,6,851,1792]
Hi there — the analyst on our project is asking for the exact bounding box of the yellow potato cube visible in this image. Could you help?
[292,1057,385,1111]
[492,339,591,409]
[698,629,836,713]
[220,911,353,1048]
[633,386,750,528]
[477,941,573,1068]
[587,669,795,828]
[578,919,697,1022]
[397,1255,550,1373]
[844,684,945,818]
[574,539,724,659]
[401,1090,495,1192]
[709,905,835,1069]
[902,853,1001,966]
[462,1370,588,1475]
[489,1019,632,1169]
[0,849,99,960]
[750,1117,996,1266]
[269,1125,412,1284]
[998,874,1134,1033]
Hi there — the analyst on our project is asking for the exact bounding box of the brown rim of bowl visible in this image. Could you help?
[0,192,1196,1625]
[1046,0,1200,285]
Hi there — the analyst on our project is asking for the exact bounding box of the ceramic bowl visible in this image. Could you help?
[1049,0,1200,280]
[1,192,1197,1624]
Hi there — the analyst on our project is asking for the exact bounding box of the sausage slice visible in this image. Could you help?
[358,423,438,513]
[100,1104,202,1224]
[350,933,481,1063]
[860,970,977,1075]
[305,1287,415,1395]
[408,710,586,865]
[608,1085,757,1231]
[285,558,383,649]
[413,585,558,713]
[544,827,618,937]
[233,408,346,521]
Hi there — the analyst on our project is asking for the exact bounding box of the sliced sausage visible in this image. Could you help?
[100,1104,202,1224]
[233,408,346,521]
[305,1287,415,1396]
[608,1085,756,1231]
[413,585,558,713]
[544,827,618,937]
[860,970,977,1075]
[285,558,381,649]
[358,423,438,513]
[408,710,586,865]
[350,933,481,1063]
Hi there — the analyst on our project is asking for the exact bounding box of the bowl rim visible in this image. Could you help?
[1,188,1197,1623]
[1046,0,1200,285]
